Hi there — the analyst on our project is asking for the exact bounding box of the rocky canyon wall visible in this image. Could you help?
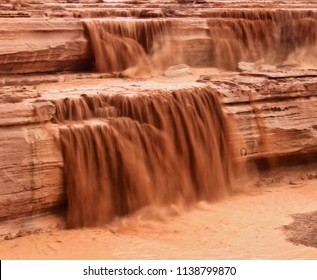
[0,0,317,237]
[1,8,317,74]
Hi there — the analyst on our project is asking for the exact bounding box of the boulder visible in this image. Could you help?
[164,64,194,77]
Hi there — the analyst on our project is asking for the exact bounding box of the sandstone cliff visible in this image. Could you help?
[0,0,316,237]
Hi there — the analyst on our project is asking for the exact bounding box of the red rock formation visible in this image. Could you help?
[1,0,317,237]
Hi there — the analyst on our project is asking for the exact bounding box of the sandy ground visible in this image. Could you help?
[0,165,317,260]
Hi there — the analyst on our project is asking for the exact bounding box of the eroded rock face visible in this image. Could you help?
[0,125,64,221]
[1,2,317,74]
[0,0,317,237]
[0,19,92,74]
[208,71,317,167]
[1,71,317,234]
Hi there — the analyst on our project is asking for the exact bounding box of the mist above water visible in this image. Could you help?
[84,19,176,76]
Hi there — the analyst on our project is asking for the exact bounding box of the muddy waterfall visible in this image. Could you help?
[84,12,317,74]
[57,88,233,228]
[58,11,317,228]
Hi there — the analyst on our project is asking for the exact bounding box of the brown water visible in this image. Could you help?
[2,6,317,259]
[2,175,317,260]
[56,87,233,228]
[49,9,317,230]
[84,19,172,74]
[84,11,317,73]
[206,10,317,69]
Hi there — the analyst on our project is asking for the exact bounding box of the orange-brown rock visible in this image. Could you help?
[1,0,317,238]
[1,3,317,74]
[0,18,92,74]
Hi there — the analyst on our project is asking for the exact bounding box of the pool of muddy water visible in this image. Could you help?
[1,166,317,260]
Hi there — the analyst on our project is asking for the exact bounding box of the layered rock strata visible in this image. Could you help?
[1,70,317,236]
[1,4,317,73]
[0,0,317,237]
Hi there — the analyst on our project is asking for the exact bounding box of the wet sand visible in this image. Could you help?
[1,166,317,260]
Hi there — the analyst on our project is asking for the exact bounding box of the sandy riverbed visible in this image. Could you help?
[1,165,317,260]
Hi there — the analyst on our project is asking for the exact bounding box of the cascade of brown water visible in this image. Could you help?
[57,87,233,228]
[83,10,317,72]
[206,10,317,70]
[84,19,171,73]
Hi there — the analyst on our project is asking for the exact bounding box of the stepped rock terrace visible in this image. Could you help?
[0,1,317,259]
